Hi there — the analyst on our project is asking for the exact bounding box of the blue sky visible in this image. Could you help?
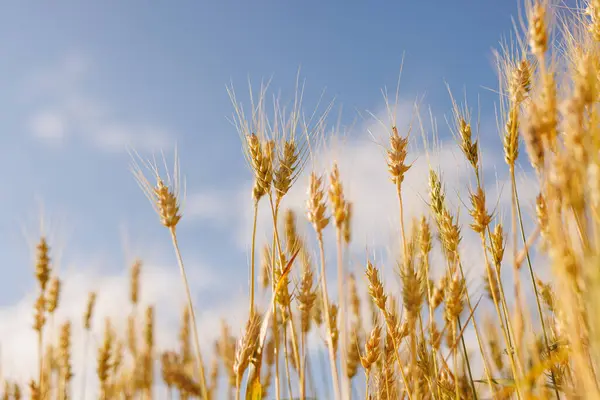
[0,0,553,393]
[0,0,522,291]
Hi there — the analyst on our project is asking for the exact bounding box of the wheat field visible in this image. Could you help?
[4,0,600,399]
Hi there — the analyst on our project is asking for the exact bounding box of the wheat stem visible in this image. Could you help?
[268,214,282,400]
[300,328,306,400]
[287,312,302,389]
[423,255,442,399]
[480,234,518,396]
[250,201,259,316]
[512,172,561,400]
[457,317,478,399]
[335,230,350,400]
[396,181,408,261]
[283,328,294,399]
[317,237,342,400]
[168,227,209,400]
[513,175,549,342]
[455,260,492,399]
[453,320,460,400]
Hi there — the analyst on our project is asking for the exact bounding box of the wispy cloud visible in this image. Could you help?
[23,54,174,153]
[184,189,240,227]
[29,110,67,141]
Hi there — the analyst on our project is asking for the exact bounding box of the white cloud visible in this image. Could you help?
[29,110,66,141]
[92,124,172,153]
[183,190,239,227]
[24,54,174,153]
